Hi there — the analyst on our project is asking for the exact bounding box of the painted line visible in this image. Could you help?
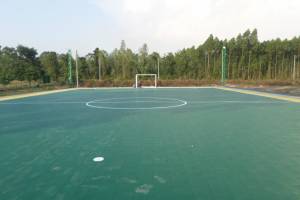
[92,100,180,104]
[156,86,215,89]
[0,101,86,105]
[189,100,290,104]
[0,100,288,105]
[77,86,215,89]
[0,88,79,102]
[77,87,133,90]
[216,87,300,103]
[86,97,187,110]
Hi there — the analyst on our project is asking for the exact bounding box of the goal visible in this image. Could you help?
[135,74,157,88]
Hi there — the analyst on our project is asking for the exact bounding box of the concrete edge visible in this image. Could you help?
[0,88,79,101]
[216,87,300,103]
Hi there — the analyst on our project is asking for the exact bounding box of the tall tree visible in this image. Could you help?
[39,52,60,82]
[16,45,41,84]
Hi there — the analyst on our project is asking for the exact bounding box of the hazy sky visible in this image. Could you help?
[0,0,299,55]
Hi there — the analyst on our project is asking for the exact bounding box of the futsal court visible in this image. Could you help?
[0,87,300,200]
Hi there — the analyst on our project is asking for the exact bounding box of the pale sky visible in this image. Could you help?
[0,0,299,55]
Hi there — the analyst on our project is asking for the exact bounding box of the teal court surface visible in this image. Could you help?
[1,88,300,200]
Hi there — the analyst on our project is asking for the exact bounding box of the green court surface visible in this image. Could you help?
[1,88,300,200]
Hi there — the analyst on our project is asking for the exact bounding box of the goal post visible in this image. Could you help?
[135,74,157,88]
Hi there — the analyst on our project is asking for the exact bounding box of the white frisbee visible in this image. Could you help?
[93,157,104,162]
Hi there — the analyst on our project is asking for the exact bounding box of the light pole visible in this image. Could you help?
[67,50,72,84]
[221,46,227,84]
[293,55,297,81]
[98,56,101,81]
[157,57,160,80]
[75,50,79,88]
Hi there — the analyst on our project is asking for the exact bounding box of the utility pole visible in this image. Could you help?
[293,55,297,81]
[157,57,160,79]
[98,56,101,81]
[75,50,79,88]
[207,51,210,79]
[67,50,72,84]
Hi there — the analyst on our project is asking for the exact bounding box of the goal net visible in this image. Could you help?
[135,74,157,88]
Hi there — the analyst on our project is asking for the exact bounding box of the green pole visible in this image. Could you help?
[67,50,72,84]
[221,46,227,84]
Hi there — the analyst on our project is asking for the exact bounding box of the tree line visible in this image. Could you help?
[0,29,299,85]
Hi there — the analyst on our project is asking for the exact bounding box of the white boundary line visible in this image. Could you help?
[156,86,215,89]
[77,87,133,90]
[86,97,188,110]
[216,87,300,103]
[0,101,86,105]
[188,100,289,104]
[78,86,215,89]
[0,100,288,106]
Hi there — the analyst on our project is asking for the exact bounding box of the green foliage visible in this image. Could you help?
[0,45,41,84]
[39,52,60,82]
[1,29,300,85]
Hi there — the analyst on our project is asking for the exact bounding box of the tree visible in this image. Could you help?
[16,45,41,84]
[57,53,70,83]
[1,29,300,84]
[0,47,19,84]
[39,52,60,82]
[138,43,149,73]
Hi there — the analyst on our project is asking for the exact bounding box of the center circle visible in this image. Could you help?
[86,97,187,110]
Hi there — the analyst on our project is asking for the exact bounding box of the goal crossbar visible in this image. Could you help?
[135,74,157,88]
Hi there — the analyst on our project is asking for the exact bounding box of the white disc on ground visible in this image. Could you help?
[93,157,104,162]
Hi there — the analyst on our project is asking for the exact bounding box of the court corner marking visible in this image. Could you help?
[216,87,300,103]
